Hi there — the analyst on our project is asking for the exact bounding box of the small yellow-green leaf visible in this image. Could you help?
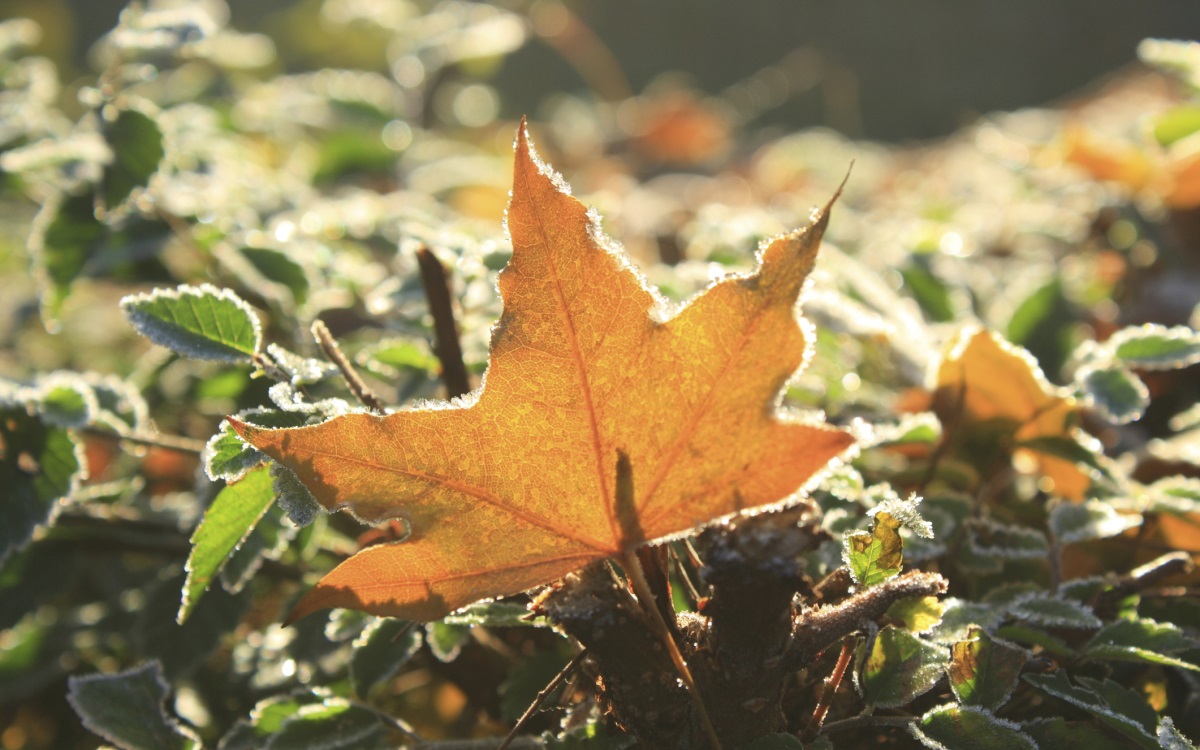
[887,596,945,633]
[948,628,1028,710]
[845,511,903,587]
[858,626,945,708]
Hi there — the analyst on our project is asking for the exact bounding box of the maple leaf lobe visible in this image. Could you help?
[230,120,853,623]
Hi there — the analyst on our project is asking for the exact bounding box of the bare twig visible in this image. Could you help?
[803,636,854,739]
[80,426,206,455]
[415,246,472,400]
[312,319,387,414]
[497,649,588,750]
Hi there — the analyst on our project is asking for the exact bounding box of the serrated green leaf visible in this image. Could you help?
[929,599,1007,645]
[1024,671,1159,749]
[909,704,1036,750]
[1109,324,1200,371]
[271,462,323,527]
[350,618,420,697]
[1086,618,1200,672]
[857,626,945,708]
[264,701,384,750]
[1050,500,1142,544]
[267,345,336,386]
[948,628,1028,710]
[67,661,198,750]
[1078,363,1149,424]
[121,284,262,363]
[1007,593,1102,629]
[845,511,903,587]
[205,410,309,482]
[994,624,1076,658]
[31,190,106,327]
[179,466,274,623]
[0,406,83,566]
[102,107,164,210]
[220,501,293,594]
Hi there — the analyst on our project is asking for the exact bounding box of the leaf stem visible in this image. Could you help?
[311,319,387,414]
[803,636,854,739]
[619,550,723,750]
[80,425,206,455]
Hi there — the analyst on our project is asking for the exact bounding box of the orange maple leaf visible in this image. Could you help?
[230,122,854,622]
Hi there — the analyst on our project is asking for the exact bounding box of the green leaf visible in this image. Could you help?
[102,107,164,210]
[243,247,311,304]
[443,601,547,628]
[1078,363,1149,424]
[0,406,83,566]
[178,465,275,623]
[845,511,903,587]
[220,501,293,594]
[1024,671,1159,749]
[350,618,421,698]
[264,700,385,750]
[910,704,1037,750]
[1024,718,1129,750]
[1086,617,1200,672]
[266,345,336,386]
[1109,324,1200,371]
[31,190,107,328]
[886,596,945,634]
[121,284,262,363]
[1007,593,1102,629]
[947,628,1028,710]
[271,461,323,527]
[735,733,805,749]
[500,646,573,722]
[205,409,309,482]
[66,661,199,750]
[425,621,471,662]
[1049,500,1142,544]
[900,259,956,323]
[857,626,945,708]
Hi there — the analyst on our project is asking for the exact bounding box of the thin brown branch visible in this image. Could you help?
[803,637,854,739]
[415,246,472,399]
[80,426,207,455]
[312,319,387,414]
[497,649,588,750]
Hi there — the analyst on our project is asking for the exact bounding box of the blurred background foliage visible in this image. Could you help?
[2,1,1200,749]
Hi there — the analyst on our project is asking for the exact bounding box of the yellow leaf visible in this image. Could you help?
[231,121,853,622]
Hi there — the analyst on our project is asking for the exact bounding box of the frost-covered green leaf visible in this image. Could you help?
[1024,718,1128,750]
[443,601,547,628]
[0,404,84,566]
[179,466,275,624]
[929,599,1007,644]
[1077,363,1149,424]
[266,345,336,386]
[270,462,323,527]
[121,284,262,363]
[1147,477,1200,515]
[963,519,1048,560]
[1007,593,1102,629]
[31,190,106,327]
[1108,324,1200,371]
[1159,717,1199,750]
[425,621,471,662]
[1050,500,1142,543]
[102,106,164,210]
[910,704,1036,750]
[264,700,385,750]
[350,618,420,697]
[206,409,310,482]
[1024,671,1160,749]
[1086,617,1200,672]
[845,511,904,587]
[220,502,294,595]
[856,626,945,708]
[35,375,97,428]
[67,661,199,750]
[947,628,1028,710]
